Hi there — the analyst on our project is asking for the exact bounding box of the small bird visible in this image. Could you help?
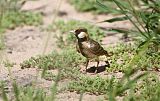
[70,28,110,73]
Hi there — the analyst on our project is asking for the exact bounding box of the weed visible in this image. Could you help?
[20,48,85,79]
[106,43,136,72]
[123,73,160,101]
[68,75,113,95]
[68,68,149,100]
[0,82,51,101]
[97,0,160,50]
[21,42,160,76]
[69,0,119,14]
[19,40,160,101]
[0,0,42,50]
[3,60,16,68]
[1,0,160,100]
[105,43,160,72]
[19,87,47,101]
[1,11,42,31]
[0,11,42,49]
[0,81,8,101]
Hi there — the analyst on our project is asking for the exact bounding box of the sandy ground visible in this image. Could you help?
[0,0,133,100]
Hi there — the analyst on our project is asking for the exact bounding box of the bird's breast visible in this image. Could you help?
[81,41,91,48]
[78,41,97,58]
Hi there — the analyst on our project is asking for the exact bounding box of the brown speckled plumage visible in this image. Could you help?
[77,38,109,58]
[72,28,109,73]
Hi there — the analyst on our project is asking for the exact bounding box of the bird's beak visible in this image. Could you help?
[69,30,75,33]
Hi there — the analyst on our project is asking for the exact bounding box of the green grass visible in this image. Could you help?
[1,0,160,101]
[0,11,42,50]
[18,86,47,101]
[68,70,160,101]
[20,47,85,79]
[20,42,160,74]
[67,67,160,101]
[123,73,160,101]
[107,43,160,72]
[97,0,160,51]
[2,41,160,101]
[48,20,105,48]
[0,81,56,101]
[68,0,119,14]
[20,48,85,70]
[0,11,42,33]
[68,75,113,95]
[0,0,43,50]
[19,42,160,98]
[69,0,143,14]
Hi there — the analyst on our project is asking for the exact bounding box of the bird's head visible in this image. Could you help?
[70,28,89,41]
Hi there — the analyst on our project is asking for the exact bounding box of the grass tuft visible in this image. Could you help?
[69,0,118,14]
[68,75,114,95]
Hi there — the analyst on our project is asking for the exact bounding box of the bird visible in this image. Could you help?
[70,28,110,73]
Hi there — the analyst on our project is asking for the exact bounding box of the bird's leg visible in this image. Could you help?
[105,55,110,67]
[95,58,99,73]
[85,59,89,73]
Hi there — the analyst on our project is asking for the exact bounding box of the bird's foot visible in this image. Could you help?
[105,61,110,67]
[94,69,98,74]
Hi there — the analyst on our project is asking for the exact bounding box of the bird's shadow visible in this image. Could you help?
[86,64,110,73]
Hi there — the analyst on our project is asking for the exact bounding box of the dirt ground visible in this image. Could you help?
[0,0,133,100]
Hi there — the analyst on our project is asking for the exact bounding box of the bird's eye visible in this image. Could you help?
[75,29,80,34]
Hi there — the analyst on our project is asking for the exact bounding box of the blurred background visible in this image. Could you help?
[0,0,160,101]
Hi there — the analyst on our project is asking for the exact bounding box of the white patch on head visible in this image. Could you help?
[78,32,86,38]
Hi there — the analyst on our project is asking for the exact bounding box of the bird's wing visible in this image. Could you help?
[87,39,108,56]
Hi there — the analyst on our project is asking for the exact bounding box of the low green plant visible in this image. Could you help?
[68,68,148,100]
[48,20,105,48]
[69,0,143,14]
[0,0,43,50]
[106,43,160,72]
[19,86,47,101]
[19,42,160,100]
[68,0,114,14]
[0,0,26,12]
[0,11,42,32]
[0,81,8,101]
[1,59,62,101]
[104,70,147,101]
[20,48,85,79]
[3,60,16,68]
[123,73,160,101]
[21,42,160,75]
[0,81,57,101]
[68,75,112,95]
[0,11,42,49]
[106,43,135,72]
[21,48,84,69]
